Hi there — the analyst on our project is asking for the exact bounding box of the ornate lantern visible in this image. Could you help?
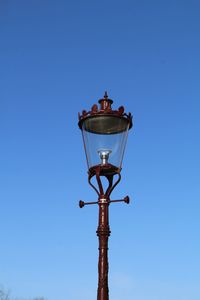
[78,92,132,176]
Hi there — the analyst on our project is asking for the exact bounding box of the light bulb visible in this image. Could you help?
[97,149,112,165]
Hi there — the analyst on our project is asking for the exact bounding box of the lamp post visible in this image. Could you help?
[78,92,133,300]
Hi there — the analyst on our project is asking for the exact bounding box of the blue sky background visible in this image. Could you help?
[0,1,200,299]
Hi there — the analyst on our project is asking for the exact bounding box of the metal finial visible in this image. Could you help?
[104,91,108,99]
[98,92,113,109]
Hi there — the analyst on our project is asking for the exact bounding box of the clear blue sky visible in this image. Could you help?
[0,1,200,299]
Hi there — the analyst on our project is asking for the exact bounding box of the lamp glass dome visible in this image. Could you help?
[81,115,130,170]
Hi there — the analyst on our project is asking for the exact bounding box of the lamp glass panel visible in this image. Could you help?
[81,115,129,169]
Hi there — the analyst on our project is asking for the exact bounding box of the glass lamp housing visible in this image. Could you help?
[79,93,132,173]
[81,114,130,170]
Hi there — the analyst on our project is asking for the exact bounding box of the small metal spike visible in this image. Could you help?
[104,91,108,99]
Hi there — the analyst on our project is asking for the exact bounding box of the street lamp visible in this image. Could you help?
[78,92,133,300]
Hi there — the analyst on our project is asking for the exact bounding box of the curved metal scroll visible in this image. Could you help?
[88,166,121,198]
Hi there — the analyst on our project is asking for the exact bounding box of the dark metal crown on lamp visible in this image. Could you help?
[78,92,133,134]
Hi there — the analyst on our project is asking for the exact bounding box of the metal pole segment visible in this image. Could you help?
[97,196,110,300]
[79,169,128,300]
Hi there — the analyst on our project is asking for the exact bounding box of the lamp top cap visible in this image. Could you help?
[98,91,113,110]
[78,91,133,131]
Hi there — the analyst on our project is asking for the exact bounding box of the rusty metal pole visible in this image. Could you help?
[79,173,130,300]
[97,196,110,300]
